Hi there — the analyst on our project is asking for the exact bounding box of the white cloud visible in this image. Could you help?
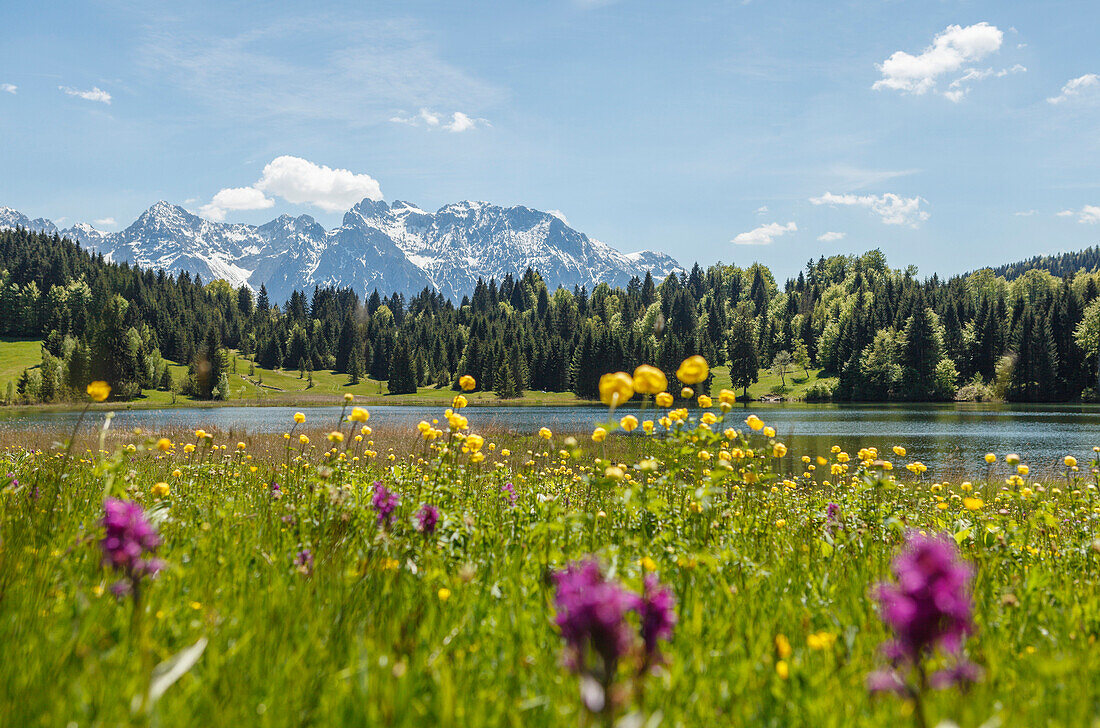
[200,186,275,221]
[1047,74,1099,104]
[810,192,929,227]
[817,231,846,242]
[755,205,769,214]
[59,85,112,104]
[1058,205,1100,224]
[93,217,117,227]
[944,63,1025,102]
[547,210,569,225]
[391,107,487,132]
[1014,210,1037,216]
[732,221,797,246]
[873,22,1005,99]
[1,83,16,94]
[200,155,384,221]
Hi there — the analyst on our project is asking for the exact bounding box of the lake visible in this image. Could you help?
[3,403,1099,479]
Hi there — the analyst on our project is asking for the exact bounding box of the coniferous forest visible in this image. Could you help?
[4,226,1100,405]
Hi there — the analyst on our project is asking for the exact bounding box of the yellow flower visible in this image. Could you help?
[640,556,658,571]
[1006,453,1020,465]
[1065,455,1078,468]
[156,438,172,452]
[294,412,306,424]
[452,395,468,409]
[773,443,787,458]
[86,380,111,402]
[719,389,737,407]
[171,469,182,478]
[775,633,792,658]
[1017,464,1029,476]
[183,443,195,454]
[349,407,370,422]
[655,392,674,408]
[599,372,634,408]
[745,415,764,431]
[775,661,789,680]
[195,429,207,440]
[592,427,608,443]
[327,431,344,444]
[701,412,718,425]
[697,394,713,409]
[763,426,776,438]
[465,434,485,452]
[604,466,625,481]
[680,387,694,399]
[632,365,667,395]
[807,631,837,651]
[539,427,553,440]
[892,445,906,457]
[459,374,477,391]
[620,415,639,432]
[344,393,354,403]
[984,453,996,464]
[963,497,984,511]
[676,355,709,385]
[151,482,170,498]
[236,441,247,450]
[438,587,452,601]
[299,434,310,445]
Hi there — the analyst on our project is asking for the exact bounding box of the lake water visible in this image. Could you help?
[3,403,1100,479]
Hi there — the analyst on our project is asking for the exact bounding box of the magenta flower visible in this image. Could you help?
[371,482,400,527]
[295,548,314,575]
[416,503,439,535]
[634,574,677,665]
[501,482,516,506]
[98,499,164,597]
[870,532,980,696]
[553,560,635,674]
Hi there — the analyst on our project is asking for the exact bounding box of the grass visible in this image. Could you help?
[2,403,1099,726]
[710,366,831,401]
[0,337,41,396]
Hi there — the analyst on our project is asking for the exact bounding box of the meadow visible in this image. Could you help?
[2,360,1099,727]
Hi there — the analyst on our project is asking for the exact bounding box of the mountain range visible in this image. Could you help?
[0,199,681,302]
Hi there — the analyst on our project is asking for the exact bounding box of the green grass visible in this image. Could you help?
[710,366,831,401]
[2,410,1097,726]
[0,338,42,395]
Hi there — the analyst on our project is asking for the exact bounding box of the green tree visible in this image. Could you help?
[388,339,417,395]
[726,304,759,399]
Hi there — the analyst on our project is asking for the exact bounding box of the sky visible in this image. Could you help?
[1,0,1098,282]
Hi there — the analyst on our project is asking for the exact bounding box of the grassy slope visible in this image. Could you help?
[1,339,831,408]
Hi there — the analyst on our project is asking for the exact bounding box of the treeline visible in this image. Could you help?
[989,246,1100,281]
[4,226,1100,405]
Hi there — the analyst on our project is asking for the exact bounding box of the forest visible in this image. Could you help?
[3,226,1100,405]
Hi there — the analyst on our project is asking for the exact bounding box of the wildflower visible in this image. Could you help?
[599,372,634,408]
[459,374,477,391]
[371,483,401,527]
[775,633,792,659]
[676,355,709,385]
[632,365,667,395]
[501,482,516,505]
[349,407,370,422]
[452,394,468,409]
[746,415,764,431]
[1064,455,1077,468]
[680,387,694,399]
[416,504,440,535]
[604,466,625,481]
[151,482,170,498]
[963,497,983,511]
[438,587,452,601]
[893,445,906,457]
[539,427,553,440]
[984,453,996,464]
[294,412,306,424]
[591,427,608,443]
[236,441,246,450]
[773,443,787,458]
[344,393,354,403]
[156,438,172,452]
[775,661,790,680]
[86,380,111,402]
[870,532,979,695]
[99,499,164,596]
[634,573,677,665]
[553,560,635,675]
[655,392,674,408]
[719,389,737,407]
[1005,453,1020,466]
[299,434,310,446]
[620,415,639,433]
[807,631,837,651]
[327,431,344,444]
[295,549,314,575]
[697,394,713,408]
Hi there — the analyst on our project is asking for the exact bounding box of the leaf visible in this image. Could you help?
[132,636,208,713]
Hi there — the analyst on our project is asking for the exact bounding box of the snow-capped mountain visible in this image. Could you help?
[0,199,682,302]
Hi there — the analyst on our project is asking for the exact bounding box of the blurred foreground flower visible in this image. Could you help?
[99,499,164,598]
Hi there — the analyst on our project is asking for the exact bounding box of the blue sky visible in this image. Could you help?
[1,0,1098,281]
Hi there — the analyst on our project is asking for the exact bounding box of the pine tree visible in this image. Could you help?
[494,358,518,399]
[388,339,417,394]
[727,304,759,399]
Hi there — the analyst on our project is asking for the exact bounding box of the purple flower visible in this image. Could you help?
[876,533,973,662]
[825,502,842,532]
[371,482,400,527]
[501,482,516,506]
[270,481,282,500]
[633,574,677,664]
[99,499,164,594]
[553,560,635,674]
[416,503,439,535]
[295,548,314,575]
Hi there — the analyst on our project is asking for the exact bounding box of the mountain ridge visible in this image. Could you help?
[0,200,681,302]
